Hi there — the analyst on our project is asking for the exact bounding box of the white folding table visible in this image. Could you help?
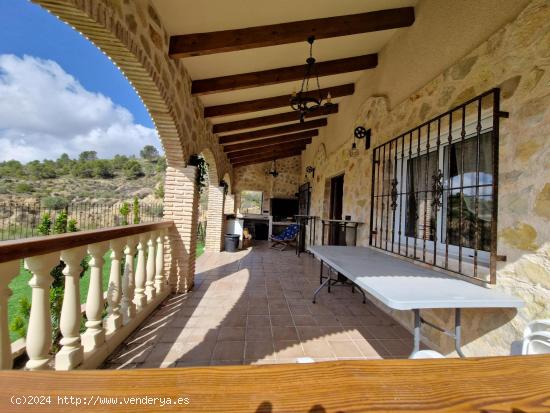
[307,246,524,357]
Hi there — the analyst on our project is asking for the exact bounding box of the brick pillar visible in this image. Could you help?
[163,166,199,293]
[205,186,226,252]
[224,193,235,215]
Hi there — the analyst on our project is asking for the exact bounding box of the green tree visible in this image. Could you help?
[154,182,164,199]
[120,202,130,225]
[124,160,144,180]
[72,162,95,178]
[42,196,69,210]
[156,156,167,173]
[133,196,140,224]
[94,160,115,179]
[14,182,33,193]
[140,145,160,161]
[53,211,68,234]
[37,212,52,236]
[112,154,129,170]
[79,151,98,162]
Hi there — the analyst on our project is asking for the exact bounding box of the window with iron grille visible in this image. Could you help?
[369,89,507,284]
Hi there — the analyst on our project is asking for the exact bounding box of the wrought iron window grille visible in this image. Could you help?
[369,88,508,284]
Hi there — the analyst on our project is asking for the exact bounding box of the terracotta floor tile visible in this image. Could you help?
[296,326,324,341]
[302,339,335,358]
[247,315,270,328]
[246,327,272,341]
[218,327,246,341]
[272,326,299,341]
[212,341,245,361]
[274,340,304,359]
[270,314,294,326]
[245,341,276,361]
[327,340,363,358]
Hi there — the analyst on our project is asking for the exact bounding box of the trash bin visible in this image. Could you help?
[224,234,240,252]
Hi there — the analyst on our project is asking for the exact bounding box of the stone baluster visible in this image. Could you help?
[24,252,60,370]
[145,232,156,302]
[82,242,108,352]
[154,230,165,293]
[0,260,20,369]
[121,236,137,325]
[56,246,87,370]
[133,234,147,310]
[106,238,124,333]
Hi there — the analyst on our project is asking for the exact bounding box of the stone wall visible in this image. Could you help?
[233,156,302,214]
[302,0,550,356]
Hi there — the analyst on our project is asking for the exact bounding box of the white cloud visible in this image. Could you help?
[0,54,161,163]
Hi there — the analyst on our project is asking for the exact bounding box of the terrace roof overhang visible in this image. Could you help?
[154,0,417,166]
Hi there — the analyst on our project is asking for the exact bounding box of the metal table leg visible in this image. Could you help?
[455,308,465,358]
[411,309,421,357]
[312,274,331,304]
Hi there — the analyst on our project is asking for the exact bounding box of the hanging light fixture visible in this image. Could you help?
[290,36,333,122]
[266,160,279,178]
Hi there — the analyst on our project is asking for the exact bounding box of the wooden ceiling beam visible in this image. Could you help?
[220,118,326,145]
[193,55,377,95]
[231,150,304,166]
[214,105,338,134]
[224,131,316,153]
[228,141,308,159]
[205,84,353,118]
[169,7,415,58]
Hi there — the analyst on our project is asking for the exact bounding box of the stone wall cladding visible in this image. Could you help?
[302,0,550,356]
[233,156,302,213]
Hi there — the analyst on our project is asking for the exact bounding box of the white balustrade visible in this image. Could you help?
[121,236,137,325]
[56,246,87,370]
[145,232,156,302]
[0,260,20,369]
[134,234,147,310]
[25,252,60,370]
[154,230,165,293]
[1,223,173,371]
[106,238,124,333]
[82,242,109,352]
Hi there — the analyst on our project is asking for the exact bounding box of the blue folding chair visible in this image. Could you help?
[270,223,300,251]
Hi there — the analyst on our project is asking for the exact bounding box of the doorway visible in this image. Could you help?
[328,174,344,245]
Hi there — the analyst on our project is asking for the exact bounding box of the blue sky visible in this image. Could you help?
[0,0,160,162]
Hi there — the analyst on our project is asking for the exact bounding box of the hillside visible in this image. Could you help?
[0,147,165,205]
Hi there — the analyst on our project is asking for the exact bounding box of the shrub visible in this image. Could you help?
[154,183,164,199]
[53,211,68,234]
[42,196,69,210]
[133,196,140,224]
[94,160,115,179]
[37,212,52,236]
[72,162,95,178]
[120,202,130,226]
[67,218,78,232]
[14,182,33,193]
[124,160,144,180]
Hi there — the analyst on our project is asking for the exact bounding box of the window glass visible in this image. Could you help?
[443,132,493,251]
[240,190,263,214]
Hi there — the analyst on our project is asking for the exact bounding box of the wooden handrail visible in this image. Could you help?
[0,355,548,411]
[0,221,174,263]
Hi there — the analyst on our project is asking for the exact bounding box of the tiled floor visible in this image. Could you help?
[104,242,420,369]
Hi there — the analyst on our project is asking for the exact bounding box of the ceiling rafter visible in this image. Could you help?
[213,105,338,134]
[205,84,353,118]
[224,131,316,153]
[231,149,304,165]
[219,118,326,145]
[192,54,377,95]
[169,7,415,58]
[228,140,308,159]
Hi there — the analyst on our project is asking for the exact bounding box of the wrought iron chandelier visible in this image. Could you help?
[266,160,279,178]
[290,36,332,122]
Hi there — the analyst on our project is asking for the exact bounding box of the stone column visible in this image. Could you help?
[163,165,200,293]
[205,186,226,252]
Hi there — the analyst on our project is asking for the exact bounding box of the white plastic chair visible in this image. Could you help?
[409,350,445,359]
[522,319,550,355]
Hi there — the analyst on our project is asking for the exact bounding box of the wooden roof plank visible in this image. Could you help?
[169,7,415,58]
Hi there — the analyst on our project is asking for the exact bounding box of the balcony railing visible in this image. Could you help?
[0,221,174,370]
